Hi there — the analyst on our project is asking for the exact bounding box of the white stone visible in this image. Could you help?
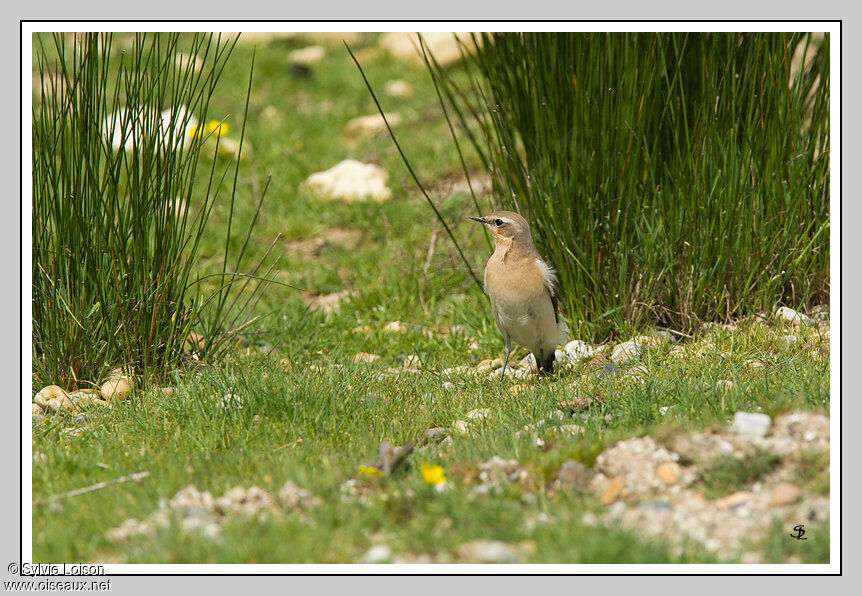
[559,424,585,436]
[303,160,392,202]
[715,380,735,392]
[611,337,651,364]
[403,355,422,369]
[453,420,470,435]
[359,544,392,564]
[442,366,471,377]
[378,32,475,68]
[488,367,517,381]
[289,45,326,66]
[731,412,772,438]
[455,540,520,564]
[466,408,491,421]
[278,481,312,509]
[775,306,810,325]
[554,349,569,365]
[383,321,406,333]
[384,79,414,98]
[175,52,203,72]
[518,353,537,372]
[718,440,735,455]
[780,334,799,349]
[564,339,598,362]
[344,113,402,138]
[220,393,243,408]
[102,105,198,153]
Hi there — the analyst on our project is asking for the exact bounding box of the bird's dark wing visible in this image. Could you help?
[548,286,559,325]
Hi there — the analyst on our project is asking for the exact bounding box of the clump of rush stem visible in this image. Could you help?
[32,32,281,390]
[356,32,830,342]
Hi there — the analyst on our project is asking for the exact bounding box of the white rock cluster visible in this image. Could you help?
[303,160,392,202]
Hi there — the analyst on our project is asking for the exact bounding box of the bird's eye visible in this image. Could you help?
[494,219,504,226]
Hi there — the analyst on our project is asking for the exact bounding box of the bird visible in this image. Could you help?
[470,211,568,379]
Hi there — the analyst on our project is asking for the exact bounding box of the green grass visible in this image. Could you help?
[695,450,782,499]
[31,32,830,565]
[33,317,828,563]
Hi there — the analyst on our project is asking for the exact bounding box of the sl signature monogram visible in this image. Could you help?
[790,525,807,540]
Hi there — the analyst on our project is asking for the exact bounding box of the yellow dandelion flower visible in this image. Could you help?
[205,119,229,137]
[188,119,229,139]
[421,462,447,485]
[358,465,384,478]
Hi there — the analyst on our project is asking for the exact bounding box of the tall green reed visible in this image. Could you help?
[415,32,829,341]
[32,33,277,389]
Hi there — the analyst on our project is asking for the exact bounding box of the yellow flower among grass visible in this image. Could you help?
[188,119,229,139]
[358,464,384,478]
[421,463,447,486]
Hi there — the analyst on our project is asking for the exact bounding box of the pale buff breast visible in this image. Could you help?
[485,255,559,354]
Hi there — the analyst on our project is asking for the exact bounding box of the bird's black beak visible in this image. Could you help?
[469,216,487,224]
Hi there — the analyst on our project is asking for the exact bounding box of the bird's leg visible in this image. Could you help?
[500,338,512,383]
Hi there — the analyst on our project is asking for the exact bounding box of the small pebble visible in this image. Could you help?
[656,461,681,484]
[384,79,414,98]
[466,408,491,421]
[715,380,735,392]
[770,483,803,506]
[34,385,72,412]
[383,321,406,333]
[424,427,449,443]
[596,362,618,378]
[775,306,809,325]
[718,439,735,454]
[636,500,673,511]
[558,424,585,436]
[454,540,521,564]
[611,337,651,364]
[780,334,799,349]
[344,114,402,139]
[731,411,772,438]
[402,354,422,369]
[476,359,495,372]
[518,353,537,372]
[100,376,134,401]
[278,481,313,509]
[601,476,625,505]
[353,352,381,364]
[289,45,326,69]
[358,544,392,564]
[564,339,597,362]
[556,460,593,491]
[607,501,628,518]
[714,491,752,511]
